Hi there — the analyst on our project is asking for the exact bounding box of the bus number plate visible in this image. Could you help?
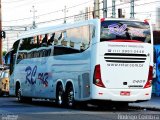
[120,91,130,96]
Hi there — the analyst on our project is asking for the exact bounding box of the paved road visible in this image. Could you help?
[0,97,160,120]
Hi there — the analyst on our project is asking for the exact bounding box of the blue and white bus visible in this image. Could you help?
[7,18,153,108]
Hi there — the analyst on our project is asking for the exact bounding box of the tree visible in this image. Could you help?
[3,51,7,56]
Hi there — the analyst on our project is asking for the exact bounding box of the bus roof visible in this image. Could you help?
[18,19,99,40]
[18,18,146,40]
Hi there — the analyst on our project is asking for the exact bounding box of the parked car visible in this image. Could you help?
[0,69,9,96]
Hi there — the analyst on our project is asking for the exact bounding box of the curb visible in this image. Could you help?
[129,105,160,111]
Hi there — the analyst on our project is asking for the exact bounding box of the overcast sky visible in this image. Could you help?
[1,0,160,51]
[2,0,94,27]
[2,0,159,27]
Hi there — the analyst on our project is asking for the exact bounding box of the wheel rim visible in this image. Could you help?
[17,89,21,101]
[58,90,63,105]
[67,88,74,107]
[56,86,64,106]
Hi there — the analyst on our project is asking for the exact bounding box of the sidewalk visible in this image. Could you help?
[129,96,160,110]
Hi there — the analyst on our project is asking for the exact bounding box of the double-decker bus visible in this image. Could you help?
[7,18,153,108]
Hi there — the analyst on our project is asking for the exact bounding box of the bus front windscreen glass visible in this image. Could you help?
[100,20,151,43]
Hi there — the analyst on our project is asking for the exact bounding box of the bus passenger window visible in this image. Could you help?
[54,32,62,45]
[48,33,55,46]
[17,54,23,64]
[81,26,90,51]
[41,34,48,47]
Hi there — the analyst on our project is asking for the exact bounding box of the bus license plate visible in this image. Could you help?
[120,91,130,96]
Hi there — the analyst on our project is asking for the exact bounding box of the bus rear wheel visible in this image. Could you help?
[56,85,64,107]
[66,85,75,108]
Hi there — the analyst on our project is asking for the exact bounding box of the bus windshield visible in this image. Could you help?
[100,20,151,43]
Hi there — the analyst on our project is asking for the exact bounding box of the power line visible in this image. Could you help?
[3,0,159,26]
[3,0,160,50]
[2,0,28,3]
[4,1,160,26]
[3,0,148,23]
[135,0,160,6]
[3,17,32,22]
[30,9,99,25]
[3,0,160,23]
[3,1,160,26]
[100,1,160,14]
[3,0,34,8]
[2,0,93,23]
[36,1,159,25]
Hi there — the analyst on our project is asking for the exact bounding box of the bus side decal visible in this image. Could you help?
[25,65,49,87]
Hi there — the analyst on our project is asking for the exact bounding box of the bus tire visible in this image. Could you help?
[0,89,2,96]
[56,84,64,107]
[17,88,24,102]
[66,85,75,108]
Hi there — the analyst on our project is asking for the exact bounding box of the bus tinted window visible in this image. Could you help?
[53,25,91,56]
[101,20,151,43]
[54,46,80,56]
[19,37,37,51]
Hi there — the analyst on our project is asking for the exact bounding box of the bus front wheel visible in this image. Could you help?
[17,88,24,102]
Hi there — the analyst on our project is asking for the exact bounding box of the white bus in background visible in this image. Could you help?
[6,18,153,108]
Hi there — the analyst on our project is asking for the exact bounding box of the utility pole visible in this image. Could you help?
[0,0,2,64]
[103,0,107,18]
[130,0,135,18]
[118,8,123,18]
[85,7,88,20]
[7,37,9,51]
[30,5,37,29]
[63,6,68,23]
[94,0,100,18]
[112,0,116,18]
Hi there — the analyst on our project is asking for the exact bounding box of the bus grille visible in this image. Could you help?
[104,53,147,63]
